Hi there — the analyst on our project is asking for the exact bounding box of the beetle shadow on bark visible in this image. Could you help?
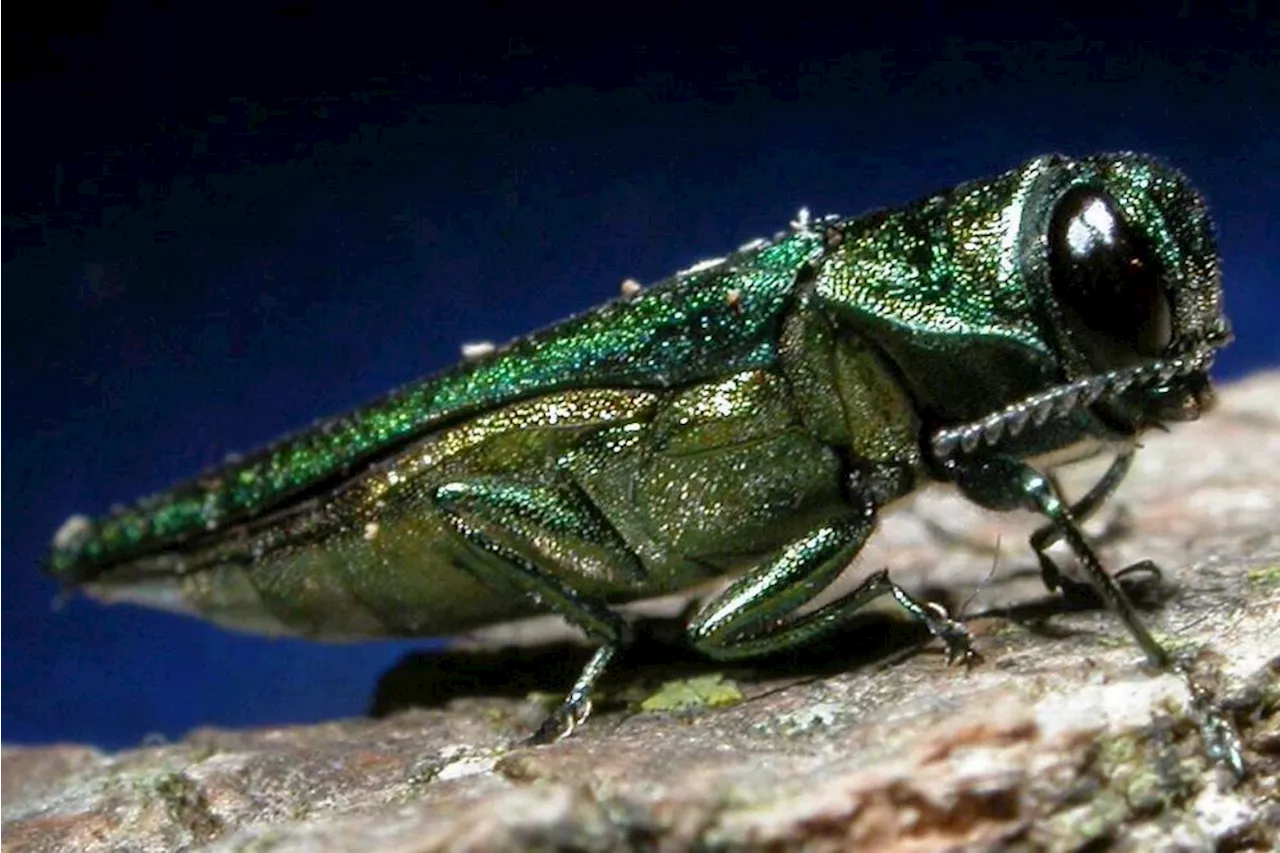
[959,564,1175,622]
[369,610,939,719]
[368,564,1176,719]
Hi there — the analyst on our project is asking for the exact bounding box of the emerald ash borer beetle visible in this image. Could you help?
[47,152,1244,772]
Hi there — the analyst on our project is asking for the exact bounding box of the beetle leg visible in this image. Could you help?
[949,455,1167,664]
[914,449,1147,595]
[688,504,977,666]
[1030,448,1162,598]
[433,478,642,744]
[947,454,1245,777]
[1032,449,1134,553]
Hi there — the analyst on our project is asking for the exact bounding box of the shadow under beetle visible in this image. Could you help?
[47,153,1244,773]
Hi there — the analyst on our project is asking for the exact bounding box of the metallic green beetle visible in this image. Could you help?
[47,153,1241,768]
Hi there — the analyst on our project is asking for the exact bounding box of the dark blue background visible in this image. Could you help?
[5,4,1277,749]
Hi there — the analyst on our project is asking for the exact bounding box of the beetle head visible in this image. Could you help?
[1029,154,1231,432]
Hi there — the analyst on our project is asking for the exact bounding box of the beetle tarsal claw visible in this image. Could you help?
[527,696,594,746]
[1175,660,1247,780]
[919,601,980,668]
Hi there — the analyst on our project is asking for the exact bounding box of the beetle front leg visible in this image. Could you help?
[689,504,977,666]
[915,449,1148,594]
[1028,448,1160,598]
[951,455,1168,665]
[433,478,642,744]
[949,454,1246,776]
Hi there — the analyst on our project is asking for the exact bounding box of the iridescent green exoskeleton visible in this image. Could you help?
[47,153,1242,771]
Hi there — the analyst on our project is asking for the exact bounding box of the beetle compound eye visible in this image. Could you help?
[1048,187,1173,367]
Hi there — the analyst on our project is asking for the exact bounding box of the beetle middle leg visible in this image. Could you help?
[433,476,644,744]
[689,500,978,666]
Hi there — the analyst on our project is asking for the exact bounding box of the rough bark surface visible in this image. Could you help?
[5,372,1279,852]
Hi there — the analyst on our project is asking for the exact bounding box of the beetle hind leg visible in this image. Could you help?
[433,477,642,744]
[689,504,978,667]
